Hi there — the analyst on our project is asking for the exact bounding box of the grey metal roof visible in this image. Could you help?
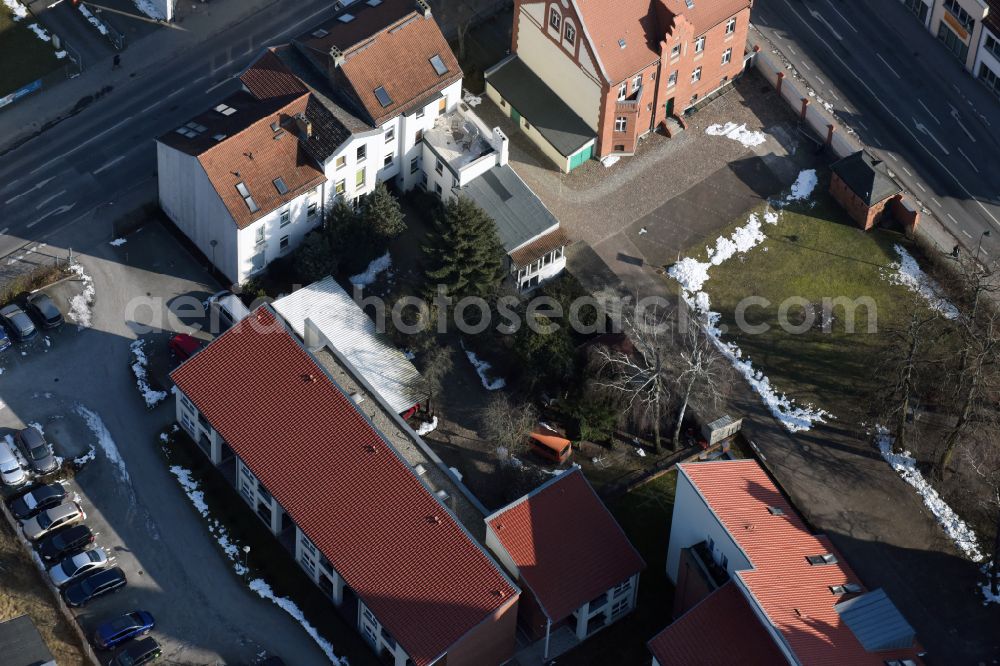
[834,588,915,652]
[458,164,560,254]
[486,56,596,157]
[830,150,901,206]
[0,616,56,666]
[273,277,427,414]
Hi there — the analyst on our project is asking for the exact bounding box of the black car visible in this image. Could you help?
[63,566,127,607]
[10,482,67,520]
[36,524,95,562]
[14,427,58,475]
[107,637,161,666]
[24,292,63,330]
[0,303,37,343]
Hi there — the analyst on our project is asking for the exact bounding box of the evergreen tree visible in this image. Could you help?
[294,232,337,284]
[359,182,406,240]
[423,196,506,300]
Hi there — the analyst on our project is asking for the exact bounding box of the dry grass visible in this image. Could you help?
[0,519,87,664]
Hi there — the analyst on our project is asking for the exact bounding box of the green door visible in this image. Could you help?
[511,107,521,124]
[665,97,675,117]
[569,144,593,170]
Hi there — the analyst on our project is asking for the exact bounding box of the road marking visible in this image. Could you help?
[816,75,826,85]
[0,227,8,235]
[789,46,797,55]
[888,153,899,161]
[957,147,979,172]
[917,99,940,124]
[4,176,55,205]
[802,61,811,70]
[902,166,912,176]
[29,117,130,176]
[27,204,76,228]
[916,182,926,192]
[824,0,860,32]
[138,100,160,114]
[962,229,973,238]
[857,120,868,130]
[205,79,231,94]
[913,117,950,155]
[876,53,902,79]
[931,197,941,206]
[808,7,844,40]
[949,105,977,142]
[34,190,66,210]
[94,155,126,175]
[830,90,840,100]
[947,213,958,224]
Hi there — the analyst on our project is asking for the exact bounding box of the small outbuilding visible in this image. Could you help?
[829,150,919,232]
[0,615,56,666]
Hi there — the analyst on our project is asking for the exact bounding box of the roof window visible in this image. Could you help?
[429,54,449,76]
[685,0,694,8]
[618,38,626,49]
[236,182,259,213]
[806,553,838,566]
[338,13,355,23]
[374,86,393,108]
[214,103,237,116]
[366,0,382,5]
[767,506,785,516]
[273,177,289,195]
[830,583,863,595]
[270,121,281,132]
[312,28,329,38]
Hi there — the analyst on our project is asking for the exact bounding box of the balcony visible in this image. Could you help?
[691,540,730,589]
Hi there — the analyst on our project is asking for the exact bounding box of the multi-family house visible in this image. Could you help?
[171,305,520,666]
[649,460,924,665]
[485,0,753,171]
[484,468,645,661]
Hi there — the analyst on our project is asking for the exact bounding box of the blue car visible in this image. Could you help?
[93,610,155,650]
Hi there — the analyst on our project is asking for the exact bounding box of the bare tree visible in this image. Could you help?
[963,438,1000,597]
[480,394,538,460]
[418,346,454,417]
[455,20,473,61]
[594,306,674,451]
[670,315,730,449]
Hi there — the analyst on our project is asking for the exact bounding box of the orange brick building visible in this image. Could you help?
[486,0,753,170]
[830,150,920,233]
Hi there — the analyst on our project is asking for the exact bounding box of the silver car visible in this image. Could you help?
[0,438,27,487]
[15,426,58,475]
[21,501,86,541]
[48,548,109,588]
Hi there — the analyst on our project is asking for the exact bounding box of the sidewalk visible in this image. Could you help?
[0,0,279,155]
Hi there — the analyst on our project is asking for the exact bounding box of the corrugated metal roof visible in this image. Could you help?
[459,164,560,255]
[835,589,916,652]
[170,306,517,666]
[272,277,426,414]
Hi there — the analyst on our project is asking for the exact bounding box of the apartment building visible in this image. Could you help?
[649,460,924,665]
[171,305,520,666]
[484,468,644,661]
[485,0,753,170]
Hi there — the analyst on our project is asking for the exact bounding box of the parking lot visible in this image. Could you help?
[0,221,331,664]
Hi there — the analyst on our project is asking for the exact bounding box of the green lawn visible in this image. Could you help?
[560,471,677,665]
[692,173,943,420]
[0,5,63,97]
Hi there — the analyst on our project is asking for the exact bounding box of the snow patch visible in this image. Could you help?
[462,91,482,107]
[27,22,50,42]
[461,342,505,390]
[74,405,130,485]
[980,563,1000,605]
[705,122,768,148]
[3,0,28,21]
[349,251,392,287]
[109,237,127,247]
[67,263,95,329]
[882,244,959,319]
[876,426,983,562]
[130,0,164,20]
[248,579,347,665]
[415,416,438,436]
[130,339,167,408]
[601,155,620,167]
[78,3,109,36]
[72,446,97,467]
[785,169,818,202]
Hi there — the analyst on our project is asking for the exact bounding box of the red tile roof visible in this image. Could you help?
[240,48,309,100]
[647,581,787,665]
[171,307,517,666]
[296,0,461,126]
[485,468,644,622]
[674,460,923,666]
[659,0,751,36]
[575,0,662,83]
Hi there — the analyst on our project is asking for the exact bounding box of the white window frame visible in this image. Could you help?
[279,208,291,227]
[668,70,678,87]
[549,6,561,30]
[726,16,737,35]
[691,66,702,83]
[254,226,265,245]
[384,126,395,143]
[694,35,706,53]
[564,23,575,45]
[617,82,627,100]
[721,48,732,65]
[614,116,627,132]
[670,43,681,59]
[631,74,641,92]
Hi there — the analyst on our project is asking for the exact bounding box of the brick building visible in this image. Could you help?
[485,0,753,170]
[830,150,919,233]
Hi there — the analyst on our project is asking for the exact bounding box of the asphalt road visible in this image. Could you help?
[0,0,342,264]
[752,0,1000,261]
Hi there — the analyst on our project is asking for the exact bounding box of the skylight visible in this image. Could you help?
[214,104,237,116]
[767,506,785,516]
[312,28,329,38]
[374,86,393,108]
[806,553,838,566]
[618,38,626,49]
[273,177,289,195]
[271,121,281,132]
[236,182,250,197]
[338,13,355,23]
[235,181,259,212]
[429,54,449,76]
[366,0,382,5]
[685,0,694,8]
[830,583,862,595]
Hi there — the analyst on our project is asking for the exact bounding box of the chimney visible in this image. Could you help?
[329,46,346,68]
[493,127,509,167]
[295,113,313,139]
[416,0,431,18]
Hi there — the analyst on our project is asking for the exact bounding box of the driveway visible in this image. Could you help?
[0,219,331,664]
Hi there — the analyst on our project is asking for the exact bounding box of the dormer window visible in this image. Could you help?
[549,6,560,30]
[806,553,838,566]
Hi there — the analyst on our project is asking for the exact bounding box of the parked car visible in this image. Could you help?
[21,501,85,541]
[168,333,201,361]
[63,566,127,607]
[0,437,28,488]
[0,303,38,342]
[0,326,10,353]
[106,637,161,665]
[207,290,249,332]
[36,524,95,562]
[93,610,155,650]
[49,548,110,587]
[10,482,67,519]
[24,292,64,330]
[14,426,58,475]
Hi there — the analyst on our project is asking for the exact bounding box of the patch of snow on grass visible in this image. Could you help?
[74,405,130,485]
[130,0,164,20]
[883,244,959,320]
[785,169,818,202]
[248,579,346,665]
[67,263,95,329]
[77,3,108,35]
[980,563,1000,605]
[415,416,438,436]
[3,0,28,20]
[349,251,392,287]
[73,446,96,466]
[461,342,505,390]
[109,237,127,247]
[130,339,167,408]
[705,122,768,148]
[28,22,51,41]
[876,426,983,562]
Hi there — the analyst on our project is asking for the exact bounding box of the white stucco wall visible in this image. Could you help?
[974,23,1000,88]
[515,8,602,129]
[666,469,752,584]
[234,185,324,283]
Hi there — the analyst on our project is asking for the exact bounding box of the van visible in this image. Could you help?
[529,432,572,464]
[207,291,250,332]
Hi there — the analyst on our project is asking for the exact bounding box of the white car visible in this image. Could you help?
[48,548,109,588]
[21,501,86,541]
[0,438,27,487]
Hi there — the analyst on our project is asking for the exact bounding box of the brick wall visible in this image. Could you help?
[671,546,719,619]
